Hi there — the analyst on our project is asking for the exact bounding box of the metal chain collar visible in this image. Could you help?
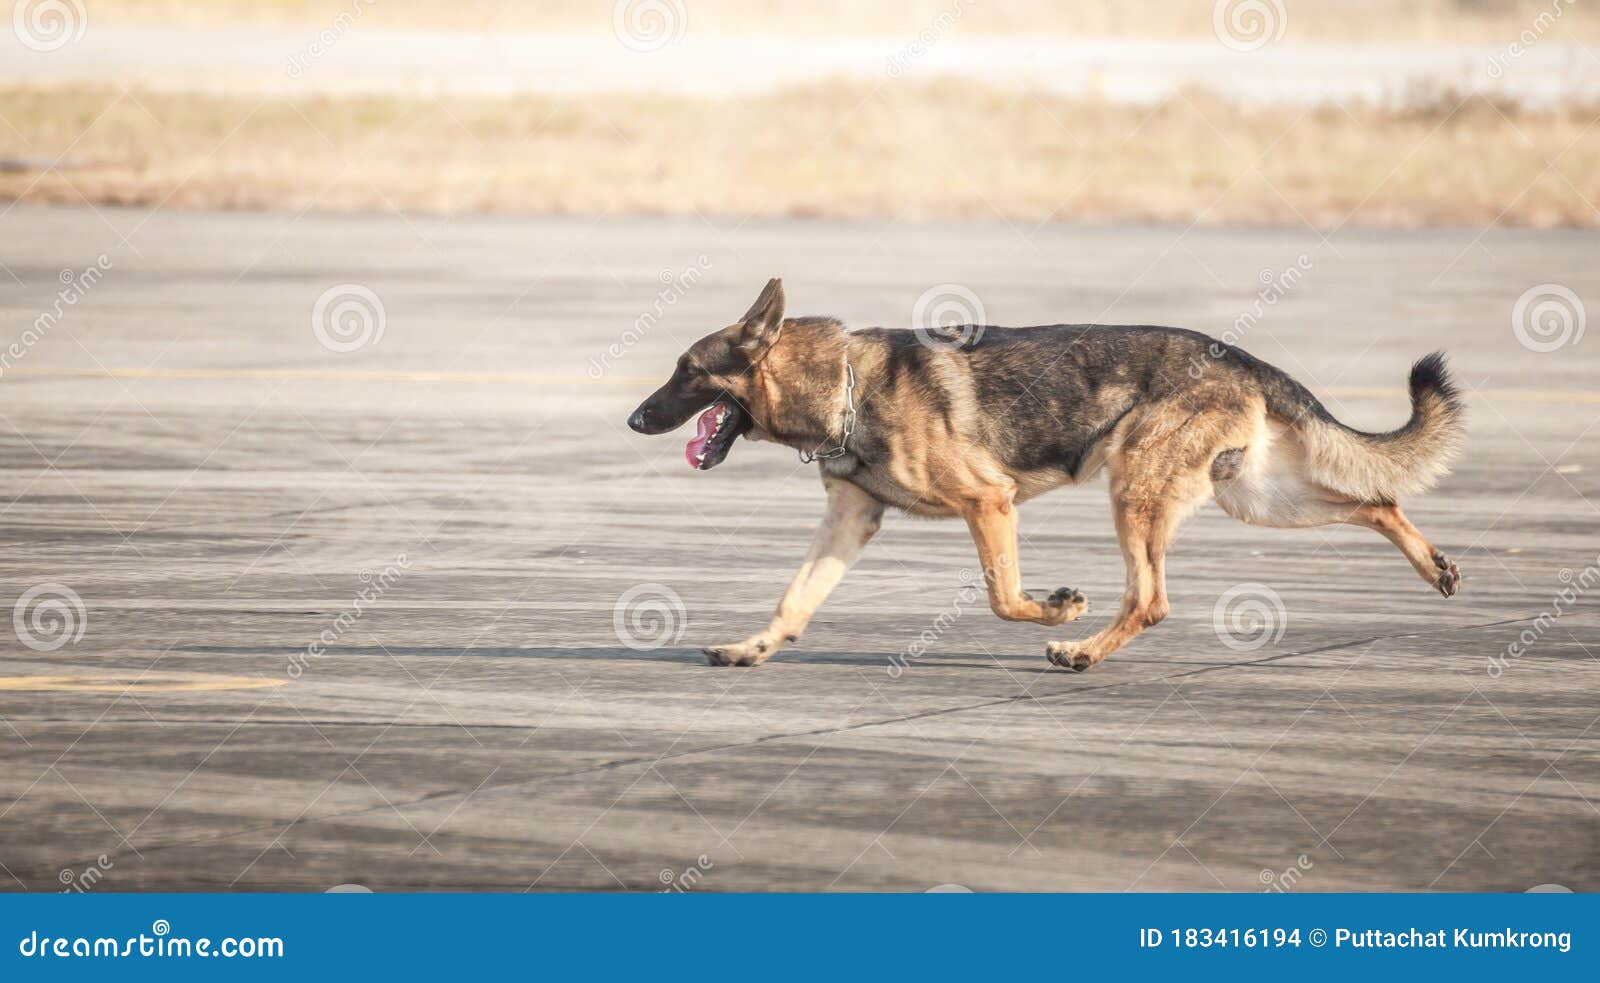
[798,360,857,464]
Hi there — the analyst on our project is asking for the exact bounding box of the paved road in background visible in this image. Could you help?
[4,25,1596,106]
[0,206,1595,891]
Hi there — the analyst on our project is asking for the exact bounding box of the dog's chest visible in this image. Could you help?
[821,454,959,517]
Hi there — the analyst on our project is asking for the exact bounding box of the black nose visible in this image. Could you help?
[628,409,648,433]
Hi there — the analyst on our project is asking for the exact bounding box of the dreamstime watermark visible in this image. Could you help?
[886,0,979,78]
[888,557,1009,677]
[12,0,86,53]
[1260,854,1313,893]
[1489,559,1597,677]
[612,0,687,53]
[1,253,112,381]
[59,855,113,894]
[1486,0,1579,79]
[658,854,713,892]
[1212,0,1287,52]
[1511,283,1585,353]
[285,0,378,78]
[287,554,409,679]
[17,920,284,959]
[588,255,712,378]
[613,583,688,650]
[1212,583,1287,652]
[13,583,87,652]
[312,283,386,353]
[1188,254,1312,379]
[911,283,986,353]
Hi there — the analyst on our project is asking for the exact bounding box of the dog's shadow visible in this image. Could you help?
[503,647,1027,672]
[528,649,1062,675]
[178,644,1040,672]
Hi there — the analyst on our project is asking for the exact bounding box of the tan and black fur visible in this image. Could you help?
[628,279,1465,670]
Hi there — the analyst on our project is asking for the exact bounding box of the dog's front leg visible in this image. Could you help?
[704,476,883,667]
[962,493,1088,627]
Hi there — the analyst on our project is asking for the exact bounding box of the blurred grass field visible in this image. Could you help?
[6,0,1599,226]
[2,82,1596,227]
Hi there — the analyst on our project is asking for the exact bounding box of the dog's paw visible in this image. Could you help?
[1045,641,1097,673]
[702,638,777,667]
[1044,587,1088,625]
[1431,549,1461,598]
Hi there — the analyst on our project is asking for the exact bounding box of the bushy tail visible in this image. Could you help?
[1296,352,1466,503]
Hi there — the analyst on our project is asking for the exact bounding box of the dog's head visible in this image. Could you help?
[626,278,785,470]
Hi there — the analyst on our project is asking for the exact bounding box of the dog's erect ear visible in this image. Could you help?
[737,278,785,358]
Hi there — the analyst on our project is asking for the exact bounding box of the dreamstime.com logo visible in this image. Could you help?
[1212,0,1286,52]
[60,855,113,893]
[288,555,409,678]
[887,559,1008,677]
[612,0,687,53]
[285,0,377,78]
[886,0,979,78]
[1,253,113,381]
[12,0,87,53]
[13,582,87,652]
[1189,254,1312,379]
[1486,0,1579,79]
[588,255,712,378]
[312,283,386,353]
[911,283,986,352]
[659,854,714,892]
[1212,583,1287,652]
[17,920,284,960]
[1511,283,1585,353]
[613,583,688,650]
[1489,559,1597,677]
[1260,854,1313,893]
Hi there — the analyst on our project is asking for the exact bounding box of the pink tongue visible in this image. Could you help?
[685,404,726,469]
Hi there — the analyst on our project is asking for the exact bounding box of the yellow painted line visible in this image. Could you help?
[0,674,286,692]
[2,367,658,385]
[2,369,1595,404]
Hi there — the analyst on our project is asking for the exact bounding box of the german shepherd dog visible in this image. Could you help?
[628,279,1464,670]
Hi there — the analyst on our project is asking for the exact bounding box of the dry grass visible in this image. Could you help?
[3,83,1598,227]
[92,0,1600,44]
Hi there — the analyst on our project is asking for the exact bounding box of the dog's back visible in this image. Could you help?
[849,321,1462,508]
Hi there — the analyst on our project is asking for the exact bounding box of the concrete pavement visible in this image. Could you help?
[0,205,1595,891]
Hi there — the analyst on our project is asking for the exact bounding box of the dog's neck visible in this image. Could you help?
[747,319,854,451]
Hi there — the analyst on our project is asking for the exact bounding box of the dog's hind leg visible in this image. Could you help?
[1047,405,1244,671]
[962,492,1090,627]
[1210,417,1462,597]
[703,475,884,667]
[1344,502,1462,597]
[1045,483,1191,671]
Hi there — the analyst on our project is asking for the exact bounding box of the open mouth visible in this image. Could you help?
[685,397,750,470]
